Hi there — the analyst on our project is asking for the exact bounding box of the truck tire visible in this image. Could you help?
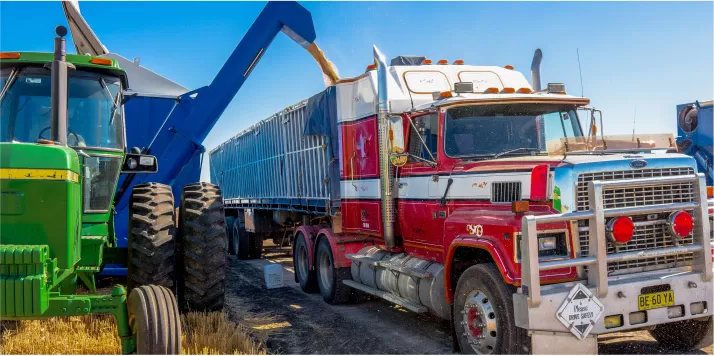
[649,316,713,350]
[128,285,182,354]
[127,183,176,293]
[293,232,318,293]
[225,216,236,255]
[178,182,227,311]
[453,263,530,354]
[250,232,264,259]
[233,218,250,260]
[316,237,351,304]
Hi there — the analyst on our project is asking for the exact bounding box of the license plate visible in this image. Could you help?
[638,290,674,311]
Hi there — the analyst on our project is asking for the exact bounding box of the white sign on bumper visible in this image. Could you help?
[556,283,605,340]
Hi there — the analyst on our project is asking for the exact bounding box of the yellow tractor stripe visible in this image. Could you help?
[0,168,79,183]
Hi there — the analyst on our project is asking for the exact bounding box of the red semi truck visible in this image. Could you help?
[210,47,714,354]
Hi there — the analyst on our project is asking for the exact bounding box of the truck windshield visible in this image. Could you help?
[0,67,124,150]
[444,103,583,158]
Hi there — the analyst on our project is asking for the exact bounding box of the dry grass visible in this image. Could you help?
[0,312,266,355]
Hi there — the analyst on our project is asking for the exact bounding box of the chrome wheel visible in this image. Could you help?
[461,289,498,354]
[318,250,334,293]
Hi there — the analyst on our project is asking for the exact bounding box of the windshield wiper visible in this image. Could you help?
[493,147,542,159]
[99,77,121,125]
[0,68,20,104]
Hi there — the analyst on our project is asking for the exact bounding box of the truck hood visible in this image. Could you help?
[549,152,698,214]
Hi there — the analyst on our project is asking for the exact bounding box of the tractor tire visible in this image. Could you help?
[225,216,236,255]
[178,182,227,312]
[453,263,530,354]
[128,285,182,354]
[233,218,250,260]
[649,317,713,351]
[294,231,318,293]
[127,183,176,293]
[316,237,351,304]
[250,232,264,259]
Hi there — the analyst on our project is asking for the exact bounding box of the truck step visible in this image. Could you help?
[342,280,428,313]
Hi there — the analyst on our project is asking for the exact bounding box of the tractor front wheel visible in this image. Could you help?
[127,183,176,293]
[128,285,181,354]
[178,182,227,311]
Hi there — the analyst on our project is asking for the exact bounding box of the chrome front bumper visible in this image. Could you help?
[514,174,713,334]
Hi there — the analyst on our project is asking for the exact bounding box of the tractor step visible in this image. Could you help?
[342,280,428,313]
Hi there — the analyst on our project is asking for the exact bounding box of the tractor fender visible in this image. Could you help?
[315,227,366,269]
[444,236,516,305]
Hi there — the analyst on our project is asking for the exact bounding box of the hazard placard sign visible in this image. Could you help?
[556,283,605,340]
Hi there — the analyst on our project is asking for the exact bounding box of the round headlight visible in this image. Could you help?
[127,158,138,169]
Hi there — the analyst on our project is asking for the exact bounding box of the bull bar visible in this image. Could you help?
[514,173,713,336]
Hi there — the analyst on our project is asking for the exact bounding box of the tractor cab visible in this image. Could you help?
[1,54,130,218]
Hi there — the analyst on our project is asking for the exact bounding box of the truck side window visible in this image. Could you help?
[407,113,438,163]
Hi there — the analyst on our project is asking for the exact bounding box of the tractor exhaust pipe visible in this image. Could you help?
[374,45,397,249]
[530,48,543,92]
[51,26,69,146]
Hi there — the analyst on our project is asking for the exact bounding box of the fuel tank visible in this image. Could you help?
[350,246,449,320]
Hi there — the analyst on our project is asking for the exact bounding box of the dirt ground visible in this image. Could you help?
[223,242,714,355]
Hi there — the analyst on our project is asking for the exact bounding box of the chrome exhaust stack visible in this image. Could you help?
[530,48,543,92]
[373,45,397,249]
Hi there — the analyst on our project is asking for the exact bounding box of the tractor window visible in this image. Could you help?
[407,113,438,162]
[0,67,125,150]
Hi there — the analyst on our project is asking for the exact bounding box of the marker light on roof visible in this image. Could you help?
[484,87,499,94]
[0,52,21,59]
[453,59,464,65]
[517,88,532,94]
[502,88,516,93]
[504,64,514,70]
[422,59,432,65]
[437,59,448,65]
[440,91,453,98]
[366,64,377,71]
[90,57,113,66]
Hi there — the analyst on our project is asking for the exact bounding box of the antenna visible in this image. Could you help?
[632,105,637,141]
[577,48,584,97]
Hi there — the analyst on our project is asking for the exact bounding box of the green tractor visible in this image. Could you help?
[0,26,228,354]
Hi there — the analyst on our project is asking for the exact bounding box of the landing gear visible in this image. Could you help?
[293,232,317,293]
[453,264,529,354]
[649,316,713,351]
[316,238,351,304]
[178,182,227,311]
[127,285,182,354]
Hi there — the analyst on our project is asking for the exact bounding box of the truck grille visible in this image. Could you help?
[576,167,696,274]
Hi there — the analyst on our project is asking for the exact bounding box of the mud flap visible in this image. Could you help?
[450,303,460,353]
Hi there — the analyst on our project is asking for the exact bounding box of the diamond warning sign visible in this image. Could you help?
[556,283,604,340]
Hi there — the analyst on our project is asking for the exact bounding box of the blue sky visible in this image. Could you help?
[1,1,712,181]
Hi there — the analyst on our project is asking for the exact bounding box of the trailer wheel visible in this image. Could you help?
[232,218,250,260]
[178,182,227,311]
[128,285,182,354]
[649,317,713,351]
[225,216,236,255]
[127,183,176,293]
[294,232,318,293]
[250,233,264,259]
[316,237,351,304]
[453,263,530,354]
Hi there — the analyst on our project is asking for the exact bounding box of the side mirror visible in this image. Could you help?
[122,153,158,173]
[388,116,407,167]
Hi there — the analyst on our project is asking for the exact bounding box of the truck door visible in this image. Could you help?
[397,113,445,260]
